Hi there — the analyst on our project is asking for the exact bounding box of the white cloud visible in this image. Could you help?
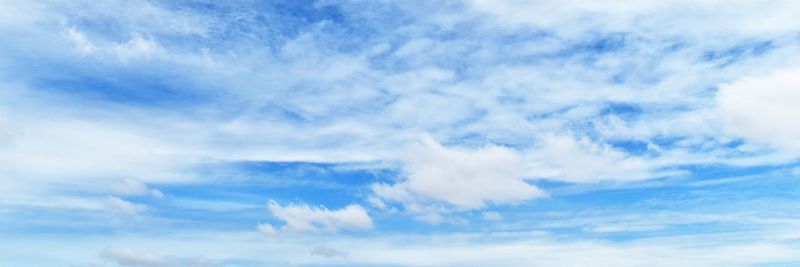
[0,113,185,183]
[101,247,166,267]
[265,200,373,233]
[110,179,164,198]
[415,212,447,225]
[4,0,800,246]
[525,135,661,183]
[465,0,800,37]
[309,245,347,258]
[62,27,163,61]
[716,68,800,154]
[5,218,800,267]
[99,247,211,267]
[105,196,147,214]
[79,229,800,267]
[114,33,163,62]
[343,236,800,267]
[256,223,277,235]
[584,224,666,233]
[64,27,96,55]
[482,211,503,221]
[366,196,387,210]
[374,136,545,211]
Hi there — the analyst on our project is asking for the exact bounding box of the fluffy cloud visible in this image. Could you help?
[263,200,373,234]
[374,136,545,211]
[716,68,800,154]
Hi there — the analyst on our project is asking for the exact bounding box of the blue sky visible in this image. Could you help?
[2,0,800,266]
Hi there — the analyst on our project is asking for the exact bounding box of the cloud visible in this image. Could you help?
[110,179,164,198]
[64,27,96,55]
[373,136,546,211]
[256,223,277,235]
[61,28,164,61]
[309,245,347,258]
[264,200,373,234]
[3,2,800,265]
[114,33,163,62]
[465,0,800,37]
[100,247,167,267]
[99,247,211,267]
[105,196,147,214]
[482,211,503,221]
[716,68,800,155]
[526,135,661,183]
[0,111,185,183]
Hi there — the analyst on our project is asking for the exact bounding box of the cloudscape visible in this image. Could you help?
[2,0,800,266]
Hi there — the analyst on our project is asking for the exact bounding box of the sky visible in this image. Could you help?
[1,0,800,266]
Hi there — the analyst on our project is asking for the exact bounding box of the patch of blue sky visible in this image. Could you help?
[153,0,349,50]
[30,65,212,107]
[571,32,630,55]
[170,163,388,213]
[700,40,776,67]
[600,102,642,117]
[2,42,217,108]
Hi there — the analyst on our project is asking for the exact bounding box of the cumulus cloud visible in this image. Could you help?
[263,200,373,234]
[716,68,800,154]
[374,136,546,211]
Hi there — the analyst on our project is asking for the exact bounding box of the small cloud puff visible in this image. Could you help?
[373,135,546,212]
[260,200,373,234]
